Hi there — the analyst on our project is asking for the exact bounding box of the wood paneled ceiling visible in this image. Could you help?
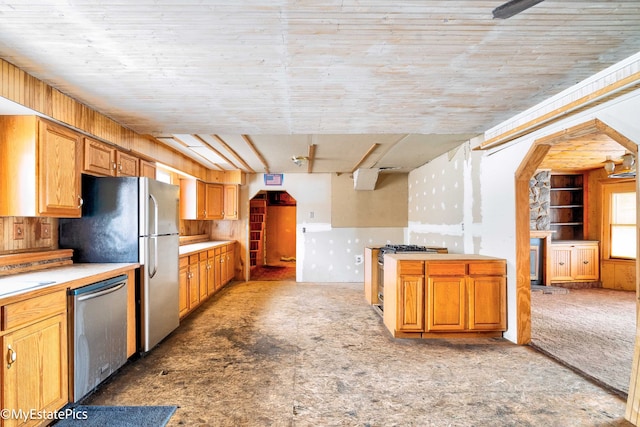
[0,1,639,174]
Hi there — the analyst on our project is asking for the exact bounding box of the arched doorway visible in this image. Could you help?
[249,191,297,281]
[515,118,638,396]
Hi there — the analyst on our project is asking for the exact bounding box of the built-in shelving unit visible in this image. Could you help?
[249,197,267,268]
[549,173,585,240]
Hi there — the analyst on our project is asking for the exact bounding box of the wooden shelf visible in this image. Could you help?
[549,173,585,240]
[249,199,267,267]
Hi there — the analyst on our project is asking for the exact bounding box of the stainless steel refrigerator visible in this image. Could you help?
[60,175,180,353]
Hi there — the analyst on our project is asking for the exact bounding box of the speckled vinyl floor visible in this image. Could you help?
[85,281,632,426]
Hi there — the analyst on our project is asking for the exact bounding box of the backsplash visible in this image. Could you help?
[0,217,58,255]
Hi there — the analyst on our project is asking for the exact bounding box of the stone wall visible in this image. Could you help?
[530,171,551,230]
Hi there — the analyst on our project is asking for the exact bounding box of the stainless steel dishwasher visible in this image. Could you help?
[68,274,128,402]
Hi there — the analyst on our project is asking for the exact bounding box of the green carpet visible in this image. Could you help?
[54,405,177,427]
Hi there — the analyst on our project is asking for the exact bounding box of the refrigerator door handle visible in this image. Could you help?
[149,236,159,278]
[149,193,159,236]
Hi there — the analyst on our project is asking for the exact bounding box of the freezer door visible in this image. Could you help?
[140,233,179,352]
[140,178,179,236]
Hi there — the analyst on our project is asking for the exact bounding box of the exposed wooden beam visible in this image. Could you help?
[240,135,267,174]
[307,144,316,174]
[192,134,239,169]
[350,143,380,174]
[214,135,256,173]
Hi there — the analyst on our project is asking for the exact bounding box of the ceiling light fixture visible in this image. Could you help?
[604,152,637,178]
[492,0,545,19]
[291,156,309,167]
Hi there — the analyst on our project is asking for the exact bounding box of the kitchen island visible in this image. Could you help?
[372,253,506,339]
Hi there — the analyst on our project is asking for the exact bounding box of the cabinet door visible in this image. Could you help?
[83,137,115,176]
[140,159,157,179]
[468,276,506,330]
[206,252,216,295]
[397,275,424,332]
[198,258,208,300]
[115,151,139,177]
[38,120,81,217]
[550,245,573,282]
[223,184,239,220]
[215,251,223,291]
[179,262,189,318]
[573,244,599,281]
[205,183,224,219]
[427,276,466,331]
[188,263,200,308]
[2,313,68,426]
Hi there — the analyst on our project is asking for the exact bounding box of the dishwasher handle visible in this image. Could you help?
[76,282,126,302]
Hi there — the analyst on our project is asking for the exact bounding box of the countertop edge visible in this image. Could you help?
[179,240,234,255]
[0,263,140,304]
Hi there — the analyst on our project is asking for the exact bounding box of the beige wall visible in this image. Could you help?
[331,173,408,227]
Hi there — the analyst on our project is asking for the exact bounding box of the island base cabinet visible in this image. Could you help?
[383,257,506,339]
[2,313,68,427]
[399,275,424,332]
[468,276,507,330]
[427,277,466,331]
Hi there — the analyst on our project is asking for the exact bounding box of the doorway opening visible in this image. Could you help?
[516,118,638,397]
[249,191,297,281]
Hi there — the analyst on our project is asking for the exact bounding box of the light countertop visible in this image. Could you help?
[384,253,504,262]
[0,263,139,302]
[179,241,233,256]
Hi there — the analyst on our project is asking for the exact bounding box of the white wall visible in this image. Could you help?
[247,173,404,282]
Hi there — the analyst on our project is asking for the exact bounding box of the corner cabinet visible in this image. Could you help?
[0,116,82,217]
[383,255,506,339]
[1,291,68,426]
[550,174,585,240]
[550,241,599,283]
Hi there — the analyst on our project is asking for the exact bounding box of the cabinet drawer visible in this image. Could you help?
[398,261,424,275]
[2,290,66,331]
[189,254,199,264]
[199,252,208,261]
[469,262,506,276]
[208,249,215,258]
[427,263,466,276]
[179,256,189,268]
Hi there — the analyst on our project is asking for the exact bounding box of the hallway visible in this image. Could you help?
[86,280,630,426]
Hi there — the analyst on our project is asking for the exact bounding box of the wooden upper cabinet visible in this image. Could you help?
[38,120,82,217]
[140,159,157,179]
[83,137,116,176]
[0,116,82,217]
[115,151,139,177]
[180,179,206,220]
[83,137,140,177]
[205,183,224,220]
[223,184,239,220]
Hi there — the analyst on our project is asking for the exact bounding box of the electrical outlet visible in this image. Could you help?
[355,255,363,264]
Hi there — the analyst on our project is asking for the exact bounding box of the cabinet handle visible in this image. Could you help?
[583,260,589,264]
[559,262,565,266]
[112,162,117,170]
[77,196,84,208]
[6,345,16,369]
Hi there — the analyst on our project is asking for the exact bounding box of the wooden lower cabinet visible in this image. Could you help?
[1,291,68,426]
[179,243,236,320]
[383,256,506,338]
[550,241,599,283]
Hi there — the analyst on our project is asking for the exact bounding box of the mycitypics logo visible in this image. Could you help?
[1,408,89,422]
